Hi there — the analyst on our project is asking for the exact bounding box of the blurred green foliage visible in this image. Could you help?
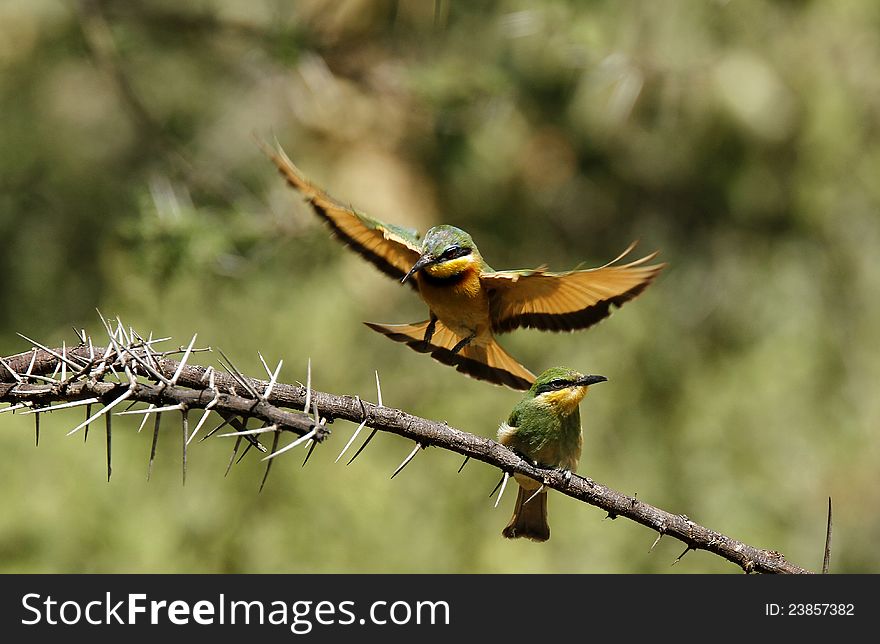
[1,0,879,573]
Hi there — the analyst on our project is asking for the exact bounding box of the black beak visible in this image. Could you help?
[401,254,435,284]
[576,375,607,386]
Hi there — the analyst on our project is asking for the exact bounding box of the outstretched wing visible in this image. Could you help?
[482,243,666,333]
[261,141,422,285]
[364,320,535,391]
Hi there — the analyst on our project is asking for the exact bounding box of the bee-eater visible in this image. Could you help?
[498,366,607,542]
[263,142,664,390]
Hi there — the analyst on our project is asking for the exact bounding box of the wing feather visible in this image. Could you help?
[261,141,422,284]
[483,245,666,333]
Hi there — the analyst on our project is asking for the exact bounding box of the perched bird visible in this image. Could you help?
[263,142,664,390]
[497,366,607,542]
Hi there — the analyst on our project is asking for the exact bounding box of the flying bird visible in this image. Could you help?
[262,142,664,390]
[498,366,606,542]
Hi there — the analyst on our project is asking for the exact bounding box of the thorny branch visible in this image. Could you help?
[0,327,813,575]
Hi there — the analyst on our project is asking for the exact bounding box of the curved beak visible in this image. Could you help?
[576,375,607,387]
[401,254,436,284]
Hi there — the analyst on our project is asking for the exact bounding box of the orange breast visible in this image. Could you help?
[417,266,490,337]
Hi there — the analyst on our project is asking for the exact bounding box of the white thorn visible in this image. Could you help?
[67,388,133,436]
[0,355,23,383]
[650,533,663,552]
[100,339,114,363]
[170,334,198,385]
[15,333,81,372]
[335,419,367,463]
[303,358,311,413]
[0,402,31,414]
[494,472,510,509]
[95,308,112,338]
[263,359,283,401]
[375,370,383,407]
[20,374,57,384]
[136,404,156,432]
[186,406,216,445]
[218,425,279,438]
[120,345,170,385]
[116,319,131,345]
[217,348,258,398]
[391,443,421,478]
[523,484,545,507]
[115,403,184,416]
[20,397,101,415]
[24,349,37,378]
[258,352,272,379]
[261,427,318,462]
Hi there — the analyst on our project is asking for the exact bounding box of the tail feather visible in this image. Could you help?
[364,320,535,390]
[502,485,549,542]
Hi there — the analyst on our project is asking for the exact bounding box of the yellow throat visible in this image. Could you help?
[536,386,588,416]
[423,255,478,279]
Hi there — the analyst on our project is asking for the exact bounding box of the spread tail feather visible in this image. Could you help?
[364,320,535,391]
[502,485,549,542]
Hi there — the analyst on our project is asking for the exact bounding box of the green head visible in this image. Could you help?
[401,225,482,283]
[525,367,607,415]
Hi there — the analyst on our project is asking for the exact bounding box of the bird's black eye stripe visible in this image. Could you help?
[441,245,471,260]
[537,378,574,394]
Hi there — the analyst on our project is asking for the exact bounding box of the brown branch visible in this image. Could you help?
[1,341,812,574]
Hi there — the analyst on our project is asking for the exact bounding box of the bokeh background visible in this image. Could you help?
[1,0,878,574]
